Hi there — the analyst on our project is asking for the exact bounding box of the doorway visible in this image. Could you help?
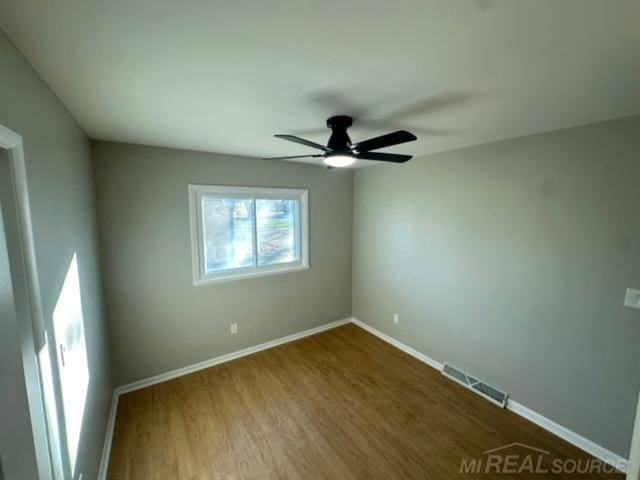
[0,126,64,479]
[0,150,45,478]
[629,392,640,480]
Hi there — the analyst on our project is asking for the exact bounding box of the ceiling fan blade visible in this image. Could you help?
[351,130,417,153]
[262,154,323,160]
[274,134,330,151]
[356,152,412,163]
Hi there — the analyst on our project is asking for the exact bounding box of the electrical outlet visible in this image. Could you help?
[230,323,238,334]
[393,313,400,324]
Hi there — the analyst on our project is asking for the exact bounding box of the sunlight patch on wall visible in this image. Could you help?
[52,254,89,475]
[37,332,65,476]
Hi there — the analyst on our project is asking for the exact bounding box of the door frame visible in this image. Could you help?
[629,391,640,480]
[0,124,63,479]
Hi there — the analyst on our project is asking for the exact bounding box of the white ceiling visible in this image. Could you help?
[1,0,639,167]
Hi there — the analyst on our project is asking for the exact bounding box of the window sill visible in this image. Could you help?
[193,264,310,286]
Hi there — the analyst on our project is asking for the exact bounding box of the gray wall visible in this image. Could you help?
[353,115,640,457]
[0,28,112,479]
[92,141,353,385]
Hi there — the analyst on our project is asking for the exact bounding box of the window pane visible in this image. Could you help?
[256,199,298,266]
[202,196,254,274]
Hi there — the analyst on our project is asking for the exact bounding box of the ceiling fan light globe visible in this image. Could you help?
[324,155,356,168]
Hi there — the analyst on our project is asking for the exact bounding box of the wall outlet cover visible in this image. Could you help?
[230,323,238,334]
[624,288,640,309]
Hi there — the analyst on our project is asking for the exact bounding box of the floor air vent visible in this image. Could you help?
[441,363,508,408]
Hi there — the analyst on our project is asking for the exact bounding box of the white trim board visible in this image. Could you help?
[98,317,351,480]
[627,392,640,480]
[97,316,628,478]
[97,392,119,480]
[350,317,627,473]
[507,400,627,472]
[1,125,63,479]
[115,317,351,395]
[351,317,443,370]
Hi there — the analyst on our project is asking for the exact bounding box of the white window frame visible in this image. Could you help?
[189,184,309,285]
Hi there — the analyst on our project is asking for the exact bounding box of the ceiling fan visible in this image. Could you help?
[264,115,417,167]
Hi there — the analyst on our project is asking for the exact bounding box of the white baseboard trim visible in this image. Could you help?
[507,400,627,473]
[98,316,628,477]
[350,317,628,473]
[98,317,351,478]
[97,391,119,480]
[115,317,351,395]
[351,317,443,370]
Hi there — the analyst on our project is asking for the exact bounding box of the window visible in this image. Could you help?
[189,184,309,284]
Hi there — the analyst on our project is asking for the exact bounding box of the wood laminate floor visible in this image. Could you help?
[107,324,624,479]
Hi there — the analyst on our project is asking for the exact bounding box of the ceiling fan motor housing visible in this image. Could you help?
[326,115,353,151]
[266,115,415,164]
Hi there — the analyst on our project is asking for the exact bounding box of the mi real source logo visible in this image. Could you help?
[459,443,626,475]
